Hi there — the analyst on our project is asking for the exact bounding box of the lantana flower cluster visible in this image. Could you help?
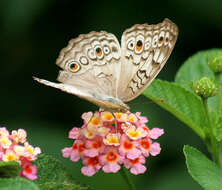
[0,127,41,180]
[62,111,164,176]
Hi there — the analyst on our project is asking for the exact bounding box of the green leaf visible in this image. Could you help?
[0,161,21,178]
[175,49,219,90]
[0,177,39,190]
[213,108,222,142]
[143,79,206,139]
[38,182,90,190]
[184,145,222,190]
[34,154,91,190]
[214,122,222,142]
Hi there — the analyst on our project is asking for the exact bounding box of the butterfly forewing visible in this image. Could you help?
[56,31,121,98]
[117,18,178,102]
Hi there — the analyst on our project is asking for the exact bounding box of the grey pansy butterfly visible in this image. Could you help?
[34,18,178,112]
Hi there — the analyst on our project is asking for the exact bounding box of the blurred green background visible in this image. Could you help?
[1,0,222,189]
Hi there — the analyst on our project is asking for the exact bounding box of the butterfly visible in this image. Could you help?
[34,18,178,113]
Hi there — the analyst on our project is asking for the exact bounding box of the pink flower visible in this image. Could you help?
[138,137,152,157]
[84,138,104,157]
[101,112,115,123]
[81,112,93,124]
[62,140,86,162]
[125,124,147,140]
[69,128,80,139]
[21,163,38,180]
[128,113,138,123]
[138,137,161,157]
[11,129,27,143]
[81,156,101,176]
[0,152,4,160]
[0,127,10,137]
[0,127,41,180]
[124,156,147,175]
[115,112,128,122]
[150,142,161,156]
[135,112,148,125]
[99,147,124,173]
[62,111,163,176]
[149,128,164,139]
[119,135,141,159]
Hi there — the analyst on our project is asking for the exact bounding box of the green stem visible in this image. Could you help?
[203,98,219,165]
[218,142,222,168]
[215,73,222,168]
[120,167,137,190]
[215,73,221,113]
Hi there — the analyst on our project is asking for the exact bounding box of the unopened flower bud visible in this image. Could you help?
[193,77,217,98]
[207,52,222,73]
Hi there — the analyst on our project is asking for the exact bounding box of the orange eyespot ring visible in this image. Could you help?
[68,61,81,73]
[158,36,164,45]
[95,47,103,57]
[136,40,143,51]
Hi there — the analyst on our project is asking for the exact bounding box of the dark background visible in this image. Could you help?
[1,0,222,189]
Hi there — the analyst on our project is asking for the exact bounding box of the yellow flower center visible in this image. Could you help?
[128,131,139,138]
[108,137,119,144]
[27,146,34,154]
[90,117,100,126]
[7,154,16,161]
[129,116,136,122]
[116,113,123,119]
[104,113,113,120]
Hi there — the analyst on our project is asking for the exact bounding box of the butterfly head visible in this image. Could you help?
[113,100,130,113]
[90,93,130,113]
[102,101,130,113]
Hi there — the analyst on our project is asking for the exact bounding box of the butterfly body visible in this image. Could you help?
[34,19,178,111]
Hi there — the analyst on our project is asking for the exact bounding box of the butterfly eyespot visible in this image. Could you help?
[127,40,135,50]
[152,35,158,48]
[158,36,164,47]
[164,32,170,45]
[103,46,110,55]
[159,36,163,42]
[136,40,143,51]
[95,47,103,58]
[68,61,81,73]
[158,31,165,47]
[79,56,88,65]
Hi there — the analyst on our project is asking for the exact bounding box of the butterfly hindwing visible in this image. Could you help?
[117,18,178,102]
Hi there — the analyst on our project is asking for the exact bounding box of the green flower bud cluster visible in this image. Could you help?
[193,77,217,98]
[207,52,222,73]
